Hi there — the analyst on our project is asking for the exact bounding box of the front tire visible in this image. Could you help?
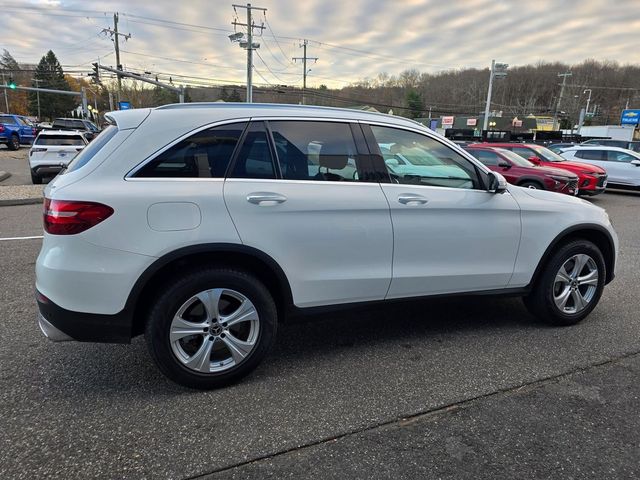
[524,240,605,326]
[145,268,278,389]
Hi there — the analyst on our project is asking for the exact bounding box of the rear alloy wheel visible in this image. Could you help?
[8,134,19,151]
[520,181,543,190]
[145,268,277,389]
[524,240,605,325]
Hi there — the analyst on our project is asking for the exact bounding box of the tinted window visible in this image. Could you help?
[607,150,637,163]
[65,125,119,173]
[230,122,276,179]
[36,135,85,146]
[270,121,360,182]
[575,150,606,161]
[511,147,536,159]
[371,126,478,189]
[0,115,17,125]
[136,123,246,178]
[468,149,500,166]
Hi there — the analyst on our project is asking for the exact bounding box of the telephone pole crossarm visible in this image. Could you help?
[230,3,267,103]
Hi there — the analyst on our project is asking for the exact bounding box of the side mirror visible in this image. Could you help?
[497,161,511,169]
[528,156,542,165]
[488,171,508,193]
[631,159,640,167]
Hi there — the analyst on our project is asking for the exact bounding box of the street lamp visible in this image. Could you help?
[483,60,508,131]
[583,89,592,116]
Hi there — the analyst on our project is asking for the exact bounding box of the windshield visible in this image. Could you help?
[495,148,535,167]
[64,125,118,173]
[533,145,566,162]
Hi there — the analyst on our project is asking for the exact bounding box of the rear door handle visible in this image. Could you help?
[398,194,429,205]
[246,192,288,205]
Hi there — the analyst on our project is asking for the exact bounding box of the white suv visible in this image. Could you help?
[36,104,618,389]
[29,130,89,184]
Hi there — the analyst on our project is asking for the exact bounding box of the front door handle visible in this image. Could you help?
[398,194,429,205]
[246,192,288,205]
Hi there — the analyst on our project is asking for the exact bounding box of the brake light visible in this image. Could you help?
[43,198,114,235]
[0,125,4,133]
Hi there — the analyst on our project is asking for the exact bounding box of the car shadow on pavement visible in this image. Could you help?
[32,295,540,396]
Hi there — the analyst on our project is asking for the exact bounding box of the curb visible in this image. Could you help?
[0,171,11,182]
[0,197,43,206]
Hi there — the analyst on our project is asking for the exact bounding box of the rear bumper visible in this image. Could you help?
[36,290,133,343]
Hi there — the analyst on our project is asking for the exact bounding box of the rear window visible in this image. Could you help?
[64,125,118,173]
[36,135,85,146]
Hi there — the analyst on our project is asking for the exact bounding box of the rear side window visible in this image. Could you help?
[0,115,16,125]
[468,149,499,166]
[229,122,276,179]
[575,150,606,161]
[269,121,360,181]
[36,135,85,146]
[64,125,118,173]
[135,122,246,178]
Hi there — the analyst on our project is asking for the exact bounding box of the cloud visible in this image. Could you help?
[2,0,638,88]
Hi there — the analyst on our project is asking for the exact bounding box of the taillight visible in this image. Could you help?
[43,198,114,235]
[0,125,4,133]
[30,147,47,156]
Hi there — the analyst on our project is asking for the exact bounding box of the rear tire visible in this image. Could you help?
[145,267,278,389]
[31,172,42,184]
[524,240,605,326]
[7,134,19,151]
[519,180,544,190]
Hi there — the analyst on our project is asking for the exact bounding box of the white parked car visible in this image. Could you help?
[36,104,618,389]
[560,146,640,190]
[29,130,88,184]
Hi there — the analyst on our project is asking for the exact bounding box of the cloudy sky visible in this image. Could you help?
[3,0,640,88]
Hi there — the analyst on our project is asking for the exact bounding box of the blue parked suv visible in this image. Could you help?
[0,114,36,150]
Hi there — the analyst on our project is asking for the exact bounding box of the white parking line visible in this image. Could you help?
[0,235,44,241]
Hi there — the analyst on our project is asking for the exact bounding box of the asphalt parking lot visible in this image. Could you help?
[1,148,640,479]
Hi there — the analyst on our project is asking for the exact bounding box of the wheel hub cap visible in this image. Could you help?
[169,288,260,373]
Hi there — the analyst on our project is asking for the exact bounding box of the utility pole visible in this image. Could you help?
[231,4,266,103]
[33,78,42,119]
[102,13,131,105]
[292,39,318,105]
[554,72,572,130]
[482,60,508,131]
[1,72,8,112]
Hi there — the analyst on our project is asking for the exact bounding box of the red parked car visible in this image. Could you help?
[465,146,579,195]
[469,143,607,196]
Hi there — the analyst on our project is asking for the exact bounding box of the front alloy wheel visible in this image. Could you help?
[524,240,605,326]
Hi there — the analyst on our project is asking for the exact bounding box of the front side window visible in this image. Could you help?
[269,121,361,182]
[511,147,536,159]
[370,125,478,189]
[135,122,246,178]
[607,151,637,163]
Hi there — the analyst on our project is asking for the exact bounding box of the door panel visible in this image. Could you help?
[225,180,393,307]
[382,184,521,297]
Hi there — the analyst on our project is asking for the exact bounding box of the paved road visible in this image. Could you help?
[1,192,639,479]
[0,147,32,185]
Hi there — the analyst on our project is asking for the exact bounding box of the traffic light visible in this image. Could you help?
[88,63,101,84]
[8,76,16,89]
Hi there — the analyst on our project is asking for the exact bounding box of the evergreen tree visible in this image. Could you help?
[28,50,76,120]
[405,89,423,119]
[228,88,242,102]
[152,85,178,106]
